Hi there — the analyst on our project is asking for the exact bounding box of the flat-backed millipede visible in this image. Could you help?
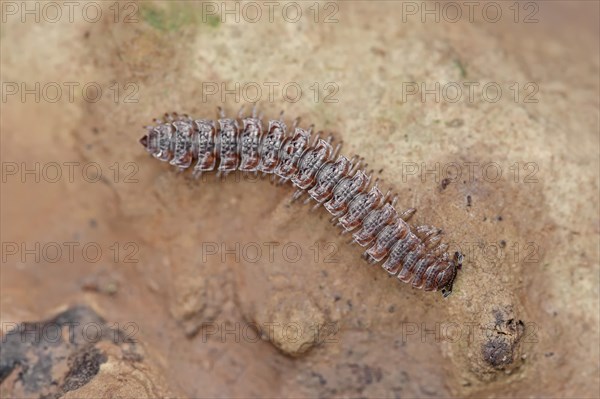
[139,107,463,297]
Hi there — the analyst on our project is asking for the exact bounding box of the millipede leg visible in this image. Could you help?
[431,243,449,257]
[398,207,416,221]
[339,227,352,236]
[422,233,442,248]
[416,225,442,245]
[416,225,436,235]
[291,189,304,202]
[333,142,343,159]
[311,131,323,146]
[292,116,301,130]
[381,189,392,203]
[349,158,364,175]
[237,105,246,119]
[310,201,323,212]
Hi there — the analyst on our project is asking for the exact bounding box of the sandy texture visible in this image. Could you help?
[1,1,598,398]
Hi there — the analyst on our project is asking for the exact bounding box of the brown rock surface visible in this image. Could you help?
[0,306,174,398]
[1,1,598,398]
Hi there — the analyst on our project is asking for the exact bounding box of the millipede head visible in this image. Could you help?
[441,287,452,298]
[139,134,149,148]
[439,251,463,297]
[139,125,157,154]
[455,251,464,269]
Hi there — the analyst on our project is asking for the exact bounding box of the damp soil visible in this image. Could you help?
[1,2,598,398]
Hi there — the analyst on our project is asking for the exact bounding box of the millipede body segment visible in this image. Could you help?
[139,107,462,297]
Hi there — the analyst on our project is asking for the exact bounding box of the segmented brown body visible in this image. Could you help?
[140,108,462,297]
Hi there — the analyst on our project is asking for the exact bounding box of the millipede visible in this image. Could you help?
[139,106,463,297]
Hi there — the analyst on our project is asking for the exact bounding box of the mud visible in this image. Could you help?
[1,1,598,398]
